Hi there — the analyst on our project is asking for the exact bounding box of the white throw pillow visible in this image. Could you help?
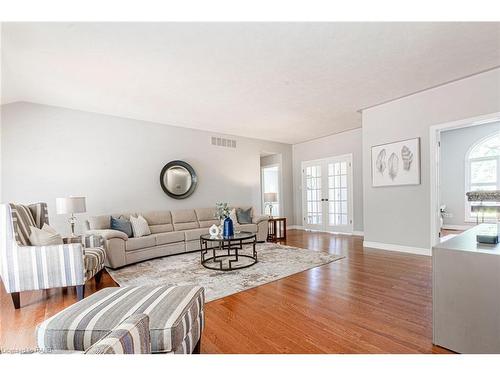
[130,215,151,238]
[229,208,239,224]
[41,223,58,235]
[29,225,63,246]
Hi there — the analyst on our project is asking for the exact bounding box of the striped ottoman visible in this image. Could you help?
[36,285,204,354]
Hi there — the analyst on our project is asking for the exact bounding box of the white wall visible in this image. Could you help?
[362,68,500,250]
[292,128,364,232]
[1,102,294,235]
[440,121,500,227]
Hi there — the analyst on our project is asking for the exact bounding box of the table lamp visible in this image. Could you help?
[264,192,278,218]
[56,196,86,236]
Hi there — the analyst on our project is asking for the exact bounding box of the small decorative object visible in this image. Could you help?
[209,224,220,237]
[371,137,420,187]
[375,149,386,173]
[401,145,413,171]
[440,205,452,230]
[215,202,231,221]
[264,192,278,217]
[215,202,234,238]
[223,217,234,238]
[56,196,86,236]
[159,160,197,199]
[476,228,499,244]
[387,152,399,180]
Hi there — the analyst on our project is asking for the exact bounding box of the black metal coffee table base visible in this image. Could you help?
[200,233,257,271]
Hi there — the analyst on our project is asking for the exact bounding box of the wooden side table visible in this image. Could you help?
[267,217,287,242]
[63,236,82,245]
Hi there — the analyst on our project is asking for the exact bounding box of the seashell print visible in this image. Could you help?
[401,145,413,171]
[376,149,386,174]
[388,152,399,180]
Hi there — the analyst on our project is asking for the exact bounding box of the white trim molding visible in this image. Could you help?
[363,241,431,256]
[352,231,365,236]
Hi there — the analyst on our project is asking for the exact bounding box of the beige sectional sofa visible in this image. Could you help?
[85,207,269,269]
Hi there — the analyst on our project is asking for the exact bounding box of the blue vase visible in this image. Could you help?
[223,217,234,237]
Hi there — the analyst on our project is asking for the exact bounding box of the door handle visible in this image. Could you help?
[321,198,329,202]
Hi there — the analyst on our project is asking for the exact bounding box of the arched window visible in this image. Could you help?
[465,132,500,221]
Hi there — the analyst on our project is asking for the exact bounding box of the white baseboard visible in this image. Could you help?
[363,241,431,256]
[287,225,304,230]
[287,226,364,237]
[442,224,473,231]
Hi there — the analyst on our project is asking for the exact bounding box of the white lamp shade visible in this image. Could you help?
[56,197,86,214]
[264,192,278,203]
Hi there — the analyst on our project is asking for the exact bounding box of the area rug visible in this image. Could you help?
[107,243,344,302]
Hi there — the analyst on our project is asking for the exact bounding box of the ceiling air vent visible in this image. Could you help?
[211,136,236,149]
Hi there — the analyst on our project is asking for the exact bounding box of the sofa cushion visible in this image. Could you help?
[141,211,174,234]
[84,247,106,281]
[198,219,219,228]
[184,227,210,242]
[87,215,111,230]
[195,208,219,228]
[155,231,185,245]
[87,229,128,241]
[171,209,199,231]
[36,285,205,353]
[125,235,156,251]
[110,216,133,237]
[235,223,258,233]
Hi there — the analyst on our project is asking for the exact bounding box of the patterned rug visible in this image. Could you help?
[107,243,344,302]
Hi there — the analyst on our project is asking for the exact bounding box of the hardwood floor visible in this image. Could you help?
[0,230,451,353]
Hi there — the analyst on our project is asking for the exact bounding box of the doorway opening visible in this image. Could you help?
[260,152,283,217]
[429,112,500,246]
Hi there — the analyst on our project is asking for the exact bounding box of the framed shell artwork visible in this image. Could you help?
[371,137,420,187]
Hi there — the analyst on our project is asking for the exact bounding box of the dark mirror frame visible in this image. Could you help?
[159,160,198,199]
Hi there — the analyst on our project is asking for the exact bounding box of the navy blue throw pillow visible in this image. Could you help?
[110,216,133,237]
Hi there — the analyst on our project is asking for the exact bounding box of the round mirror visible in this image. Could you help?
[160,160,197,199]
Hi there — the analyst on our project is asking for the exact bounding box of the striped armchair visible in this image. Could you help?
[0,202,106,309]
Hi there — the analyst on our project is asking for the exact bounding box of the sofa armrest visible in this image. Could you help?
[8,243,85,292]
[81,233,105,248]
[86,229,128,241]
[85,314,151,354]
[252,215,270,224]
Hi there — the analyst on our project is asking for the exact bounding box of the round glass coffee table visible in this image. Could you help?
[199,232,257,271]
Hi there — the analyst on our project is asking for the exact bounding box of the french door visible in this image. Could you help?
[302,154,353,233]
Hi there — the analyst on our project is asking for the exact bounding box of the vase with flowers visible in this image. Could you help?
[215,202,234,237]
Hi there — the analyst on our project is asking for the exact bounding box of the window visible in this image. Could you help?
[465,132,500,221]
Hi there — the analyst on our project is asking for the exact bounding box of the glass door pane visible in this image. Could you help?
[328,161,349,226]
[304,164,322,226]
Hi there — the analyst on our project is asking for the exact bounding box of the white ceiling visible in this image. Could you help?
[2,22,500,144]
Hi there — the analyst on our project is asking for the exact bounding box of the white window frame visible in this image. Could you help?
[464,132,500,222]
